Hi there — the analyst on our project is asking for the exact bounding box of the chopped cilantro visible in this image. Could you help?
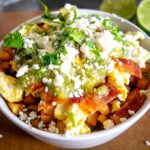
[86,40,100,58]
[102,19,125,44]
[91,14,101,20]
[58,45,67,55]
[16,43,38,64]
[3,31,23,48]
[69,111,76,127]
[64,28,86,45]
[42,52,59,65]
[32,28,46,36]
[40,1,52,20]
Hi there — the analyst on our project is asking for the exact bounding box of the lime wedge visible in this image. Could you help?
[99,0,136,20]
[137,0,150,33]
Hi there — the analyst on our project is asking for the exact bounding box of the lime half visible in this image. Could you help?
[99,0,136,20]
[137,0,150,33]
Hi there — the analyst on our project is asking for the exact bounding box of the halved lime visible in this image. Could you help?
[99,0,136,20]
[137,0,150,33]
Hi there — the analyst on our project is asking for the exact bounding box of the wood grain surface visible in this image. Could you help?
[0,11,150,150]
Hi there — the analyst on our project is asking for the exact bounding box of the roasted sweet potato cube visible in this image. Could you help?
[141,63,150,73]
[4,47,15,56]
[28,105,38,111]
[56,121,66,134]
[29,82,44,96]
[23,94,37,105]
[0,51,12,61]
[40,91,52,102]
[7,102,25,115]
[41,111,54,123]
[130,75,137,86]
[43,105,55,115]
[86,112,99,127]
[0,61,10,69]
[98,114,107,123]
[114,89,146,119]
[136,77,149,89]
[30,118,39,128]
[127,88,139,102]
[111,115,121,125]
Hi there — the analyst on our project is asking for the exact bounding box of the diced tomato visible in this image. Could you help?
[113,57,142,78]
[78,83,120,113]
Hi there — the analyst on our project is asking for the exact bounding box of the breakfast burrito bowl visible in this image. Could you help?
[0,4,150,149]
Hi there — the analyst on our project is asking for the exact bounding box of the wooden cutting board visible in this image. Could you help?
[0,11,150,150]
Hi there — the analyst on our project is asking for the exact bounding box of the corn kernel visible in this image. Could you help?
[103,119,114,129]
[111,100,121,113]
[99,104,110,115]
[98,114,107,123]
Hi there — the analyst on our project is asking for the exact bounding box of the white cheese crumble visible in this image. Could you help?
[145,140,150,146]
[53,71,64,86]
[38,121,45,130]
[42,78,52,84]
[33,64,39,70]
[44,86,49,92]
[52,101,57,106]
[128,109,135,115]
[95,30,122,59]
[103,119,114,129]
[16,65,29,77]
[23,38,35,49]
[28,111,37,120]
[0,134,3,138]
[80,43,95,59]
[120,117,127,122]
[48,121,59,133]
[71,76,82,89]
[60,45,78,74]
[19,111,28,121]
[64,3,72,10]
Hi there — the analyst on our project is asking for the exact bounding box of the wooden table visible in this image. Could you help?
[0,11,150,150]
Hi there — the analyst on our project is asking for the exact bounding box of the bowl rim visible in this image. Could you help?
[0,9,150,141]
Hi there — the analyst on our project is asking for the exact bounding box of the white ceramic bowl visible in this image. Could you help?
[0,9,150,149]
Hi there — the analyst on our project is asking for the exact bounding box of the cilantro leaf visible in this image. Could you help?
[3,31,23,48]
[42,52,59,65]
[63,28,86,45]
[69,30,86,45]
[102,19,125,44]
[86,40,100,58]
[57,45,67,55]
[40,1,52,20]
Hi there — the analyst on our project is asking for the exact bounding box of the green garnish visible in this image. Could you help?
[86,40,100,58]
[57,45,68,55]
[16,42,38,63]
[63,28,86,45]
[102,18,125,43]
[3,31,23,48]
[42,52,59,65]
[69,30,86,45]
[40,1,52,20]
[69,112,76,127]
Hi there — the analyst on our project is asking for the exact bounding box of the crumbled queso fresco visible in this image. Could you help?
[1,3,150,136]
[14,4,149,100]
